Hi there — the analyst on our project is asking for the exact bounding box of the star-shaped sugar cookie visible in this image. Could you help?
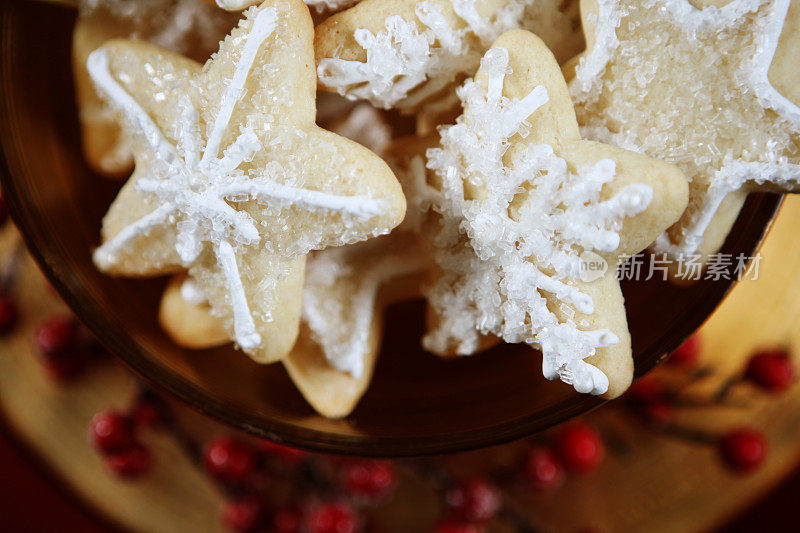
[159,233,430,417]
[89,0,406,363]
[421,30,688,398]
[314,0,583,113]
[286,232,429,417]
[568,0,800,266]
[156,104,430,417]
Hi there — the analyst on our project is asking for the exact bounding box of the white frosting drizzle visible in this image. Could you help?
[202,8,277,165]
[425,47,654,395]
[317,0,524,110]
[88,7,389,349]
[571,0,800,257]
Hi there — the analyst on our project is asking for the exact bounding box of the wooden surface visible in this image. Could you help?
[2,197,800,531]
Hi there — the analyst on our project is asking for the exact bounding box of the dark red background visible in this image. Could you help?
[0,425,793,532]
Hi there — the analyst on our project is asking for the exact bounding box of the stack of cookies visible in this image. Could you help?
[76,0,800,417]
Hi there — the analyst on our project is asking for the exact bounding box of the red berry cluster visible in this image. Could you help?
[201,434,398,532]
[87,388,165,478]
[625,335,792,475]
[435,476,501,533]
[625,376,674,427]
[522,422,605,495]
[205,436,258,487]
[33,314,108,381]
[340,458,397,501]
[304,502,361,533]
[218,490,364,532]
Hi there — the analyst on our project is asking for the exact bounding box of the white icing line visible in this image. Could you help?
[217,129,261,174]
[219,180,389,218]
[93,203,176,269]
[135,178,262,245]
[178,97,201,169]
[569,0,621,104]
[87,49,183,170]
[216,241,261,349]
[202,7,277,164]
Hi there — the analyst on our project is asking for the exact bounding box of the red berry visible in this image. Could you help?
[105,444,152,478]
[259,440,308,464]
[343,460,396,499]
[220,497,264,533]
[0,294,18,335]
[669,335,701,367]
[435,521,483,533]
[745,349,795,392]
[445,477,501,523]
[272,507,303,533]
[305,502,361,533]
[719,428,767,473]
[204,437,256,485]
[34,315,79,357]
[523,446,564,492]
[555,422,605,474]
[34,317,87,380]
[89,410,135,454]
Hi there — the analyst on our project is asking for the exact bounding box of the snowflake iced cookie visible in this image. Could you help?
[420,30,688,398]
[73,0,239,177]
[158,111,431,417]
[89,0,407,364]
[567,0,800,268]
[314,0,583,113]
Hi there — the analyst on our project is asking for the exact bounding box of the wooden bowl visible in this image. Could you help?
[0,1,783,456]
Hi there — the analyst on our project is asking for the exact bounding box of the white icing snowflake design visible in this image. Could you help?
[425,48,653,395]
[89,7,391,350]
[317,0,525,110]
[570,0,800,257]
